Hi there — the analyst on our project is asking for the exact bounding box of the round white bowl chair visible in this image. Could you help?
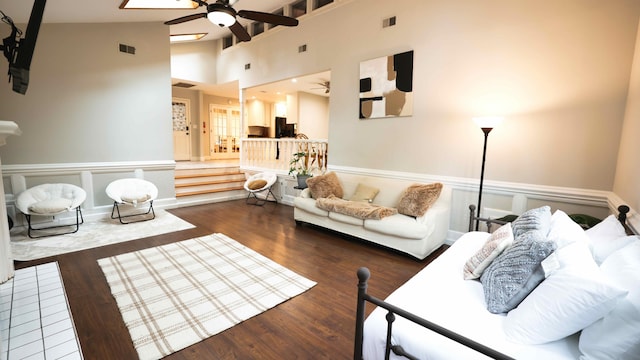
[244,172,278,206]
[106,178,158,224]
[16,183,86,238]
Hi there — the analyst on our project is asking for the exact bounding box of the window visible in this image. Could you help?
[252,22,264,36]
[313,0,333,10]
[268,8,284,29]
[222,35,233,49]
[291,0,307,19]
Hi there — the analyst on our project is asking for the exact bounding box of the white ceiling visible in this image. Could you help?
[1,0,294,42]
[1,0,331,100]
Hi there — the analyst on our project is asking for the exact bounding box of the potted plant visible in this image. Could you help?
[289,151,316,188]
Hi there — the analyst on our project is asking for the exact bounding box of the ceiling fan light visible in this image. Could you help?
[208,9,236,27]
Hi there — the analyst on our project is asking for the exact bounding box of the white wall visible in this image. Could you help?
[297,92,329,139]
[213,0,640,193]
[0,22,174,164]
[170,41,218,85]
[614,19,640,221]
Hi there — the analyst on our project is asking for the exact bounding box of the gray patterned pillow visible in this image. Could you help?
[480,230,557,314]
[511,206,552,239]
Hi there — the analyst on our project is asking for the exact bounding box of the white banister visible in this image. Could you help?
[240,138,329,175]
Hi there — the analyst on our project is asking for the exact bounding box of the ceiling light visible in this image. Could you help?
[207,9,236,27]
[170,33,208,42]
[120,0,199,9]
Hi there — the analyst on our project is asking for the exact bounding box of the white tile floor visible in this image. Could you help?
[0,262,83,360]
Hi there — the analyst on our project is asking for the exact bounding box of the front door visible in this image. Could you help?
[172,98,191,161]
[210,105,241,159]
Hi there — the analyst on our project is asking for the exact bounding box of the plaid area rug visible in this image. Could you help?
[98,233,316,360]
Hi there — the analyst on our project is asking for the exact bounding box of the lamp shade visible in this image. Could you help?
[208,9,236,27]
[473,116,503,129]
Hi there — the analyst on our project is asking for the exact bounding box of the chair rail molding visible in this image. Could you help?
[1,160,176,176]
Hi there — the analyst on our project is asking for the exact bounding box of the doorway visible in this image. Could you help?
[209,105,241,159]
[172,98,191,161]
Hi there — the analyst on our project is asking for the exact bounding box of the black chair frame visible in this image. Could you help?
[24,206,84,239]
[110,200,155,224]
[246,189,278,206]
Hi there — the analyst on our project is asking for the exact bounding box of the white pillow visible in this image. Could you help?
[585,214,631,264]
[503,240,627,344]
[579,241,640,360]
[547,210,589,249]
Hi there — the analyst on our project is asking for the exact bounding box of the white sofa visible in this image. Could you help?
[293,172,451,259]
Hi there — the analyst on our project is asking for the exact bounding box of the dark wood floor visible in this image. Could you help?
[15,199,446,359]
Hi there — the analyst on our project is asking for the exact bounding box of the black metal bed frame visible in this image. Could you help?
[353,204,632,360]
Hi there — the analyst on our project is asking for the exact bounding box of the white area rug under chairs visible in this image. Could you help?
[10,210,195,261]
[98,233,316,360]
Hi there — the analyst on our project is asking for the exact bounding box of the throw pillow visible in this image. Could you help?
[396,182,443,218]
[349,183,380,203]
[28,198,73,214]
[306,172,344,199]
[463,223,514,280]
[504,240,628,345]
[480,230,556,314]
[511,206,552,239]
[248,179,268,190]
[579,241,640,360]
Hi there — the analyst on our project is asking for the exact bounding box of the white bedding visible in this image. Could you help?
[362,231,580,360]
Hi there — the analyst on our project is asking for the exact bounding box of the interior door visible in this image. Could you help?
[210,105,241,159]
[172,98,191,161]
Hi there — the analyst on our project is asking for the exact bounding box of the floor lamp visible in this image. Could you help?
[473,117,502,231]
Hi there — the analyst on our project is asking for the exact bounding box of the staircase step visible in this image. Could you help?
[175,168,243,178]
[176,186,245,197]
[174,163,247,200]
[175,179,245,188]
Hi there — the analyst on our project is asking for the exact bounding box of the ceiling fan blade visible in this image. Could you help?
[237,10,299,27]
[229,21,251,42]
[164,13,207,25]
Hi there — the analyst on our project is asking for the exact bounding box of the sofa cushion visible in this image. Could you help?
[294,197,329,217]
[349,183,380,203]
[329,211,365,226]
[396,183,443,217]
[364,214,432,239]
[306,172,344,199]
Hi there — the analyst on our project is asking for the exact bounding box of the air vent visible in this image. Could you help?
[173,82,195,88]
[298,44,307,53]
[119,43,136,55]
[383,16,396,28]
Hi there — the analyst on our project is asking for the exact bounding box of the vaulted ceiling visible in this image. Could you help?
[1,0,295,42]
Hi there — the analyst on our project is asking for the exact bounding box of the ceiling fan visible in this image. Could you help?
[164,0,299,42]
[311,80,330,94]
